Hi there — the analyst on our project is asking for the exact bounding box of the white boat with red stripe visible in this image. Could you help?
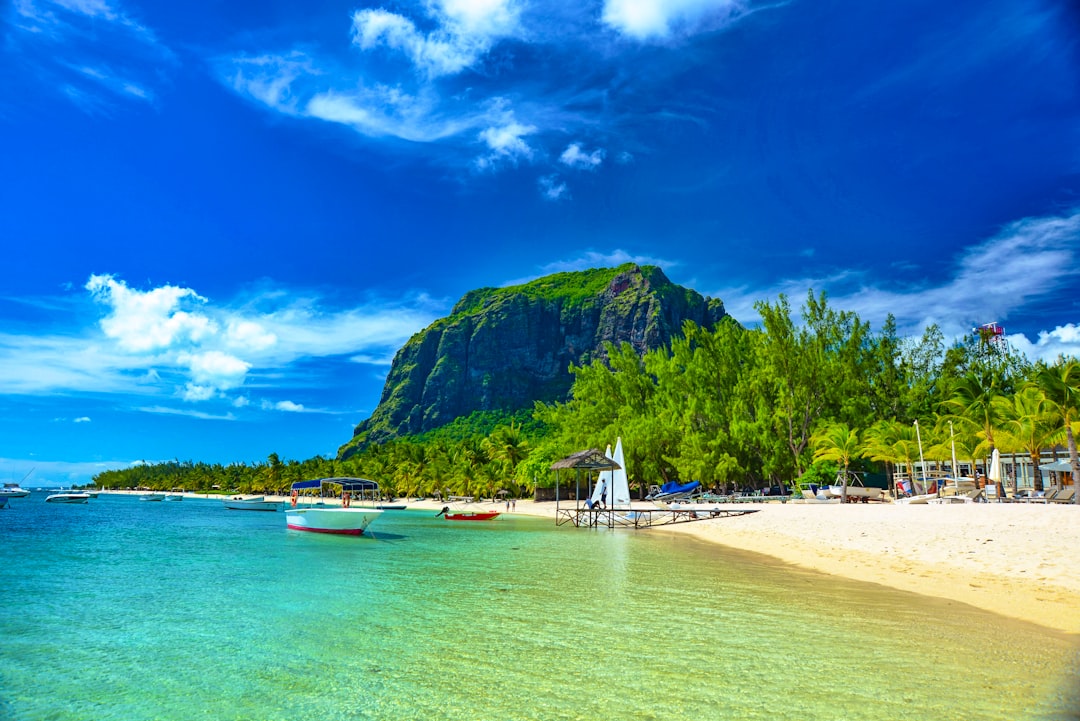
[285,478,383,536]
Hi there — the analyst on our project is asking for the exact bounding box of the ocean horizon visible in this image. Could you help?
[2,493,1076,720]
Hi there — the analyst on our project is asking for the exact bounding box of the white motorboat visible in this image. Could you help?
[139,493,166,502]
[164,494,184,501]
[825,484,883,501]
[46,491,90,504]
[223,496,280,512]
[285,478,383,535]
[0,483,31,498]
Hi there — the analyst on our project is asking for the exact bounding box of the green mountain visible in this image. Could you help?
[338,264,728,457]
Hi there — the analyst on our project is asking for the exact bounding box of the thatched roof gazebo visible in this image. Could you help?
[550,449,621,510]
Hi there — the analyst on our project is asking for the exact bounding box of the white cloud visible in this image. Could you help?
[86,274,216,352]
[351,0,519,78]
[602,0,746,40]
[538,174,568,201]
[559,143,605,170]
[74,416,91,423]
[225,320,277,352]
[476,121,537,168]
[0,276,440,412]
[138,406,237,421]
[711,209,1080,360]
[273,400,305,412]
[0,456,139,488]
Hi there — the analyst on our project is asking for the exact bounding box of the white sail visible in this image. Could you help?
[610,437,631,509]
[590,444,613,506]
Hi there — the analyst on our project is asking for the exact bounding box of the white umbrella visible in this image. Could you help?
[988,448,1002,483]
[988,448,1002,499]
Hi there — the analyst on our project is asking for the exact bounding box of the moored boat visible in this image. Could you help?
[139,493,166,502]
[164,494,183,501]
[46,491,90,504]
[436,506,501,521]
[0,483,31,498]
[285,478,382,535]
[223,495,280,512]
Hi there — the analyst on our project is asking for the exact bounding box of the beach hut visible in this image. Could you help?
[549,449,621,510]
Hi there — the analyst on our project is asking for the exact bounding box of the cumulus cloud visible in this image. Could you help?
[351,0,519,78]
[0,275,439,416]
[602,0,747,40]
[74,416,91,423]
[87,275,216,352]
[476,121,537,168]
[559,143,605,170]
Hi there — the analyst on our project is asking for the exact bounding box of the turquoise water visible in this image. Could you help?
[2,494,1077,721]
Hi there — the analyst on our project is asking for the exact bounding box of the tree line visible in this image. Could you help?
[92,292,1080,501]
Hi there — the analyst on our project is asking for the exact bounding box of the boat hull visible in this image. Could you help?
[140,494,165,502]
[285,507,382,535]
[826,485,883,500]
[445,511,500,521]
[0,488,31,498]
[224,498,280,511]
[46,493,90,504]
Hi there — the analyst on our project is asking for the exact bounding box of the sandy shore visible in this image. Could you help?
[409,497,1080,635]
[116,491,1080,635]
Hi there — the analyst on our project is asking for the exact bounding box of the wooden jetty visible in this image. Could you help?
[555,504,758,529]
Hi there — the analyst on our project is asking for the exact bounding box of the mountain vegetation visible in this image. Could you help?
[339,263,727,455]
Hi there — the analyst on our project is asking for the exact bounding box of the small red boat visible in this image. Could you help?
[436,506,500,521]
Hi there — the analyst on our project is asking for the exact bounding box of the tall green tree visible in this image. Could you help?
[1034,359,1080,502]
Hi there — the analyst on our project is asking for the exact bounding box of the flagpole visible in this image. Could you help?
[914,419,927,495]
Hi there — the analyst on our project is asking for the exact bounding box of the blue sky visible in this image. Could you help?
[2,0,1079,486]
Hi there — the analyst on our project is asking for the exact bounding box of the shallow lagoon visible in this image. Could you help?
[2,494,1077,720]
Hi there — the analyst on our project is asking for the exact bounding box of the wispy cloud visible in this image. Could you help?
[0,456,139,487]
[7,0,175,110]
[214,0,757,186]
[0,276,441,411]
[712,209,1080,361]
[601,0,750,41]
[559,143,605,170]
[538,174,568,201]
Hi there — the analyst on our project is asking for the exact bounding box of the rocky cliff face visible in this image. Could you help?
[340,264,728,455]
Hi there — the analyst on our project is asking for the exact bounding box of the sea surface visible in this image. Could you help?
[2,493,1077,721]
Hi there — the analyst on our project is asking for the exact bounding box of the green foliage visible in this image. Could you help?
[449,265,638,316]
[97,289,1080,498]
[795,460,839,490]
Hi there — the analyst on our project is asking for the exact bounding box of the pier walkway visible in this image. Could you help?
[555,504,759,529]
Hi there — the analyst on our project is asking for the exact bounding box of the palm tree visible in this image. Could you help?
[861,419,903,493]
[941,370,1007,495]
[1035,359,1080,503]
[812,422,861,503]
[998,386,1057,493]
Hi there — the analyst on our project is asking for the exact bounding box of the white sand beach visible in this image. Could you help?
[413,497,1080,635]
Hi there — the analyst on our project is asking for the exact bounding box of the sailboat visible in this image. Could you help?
[588,438,631,510]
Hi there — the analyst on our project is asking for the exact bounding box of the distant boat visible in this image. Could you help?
[376,503,408,510]
[223,496,280,512]
[436,507,501,521]
[46,491,90,504]
[0,483,31,498]
[139,493,165,502]
[285,478,383,535]
[164,494,183,501]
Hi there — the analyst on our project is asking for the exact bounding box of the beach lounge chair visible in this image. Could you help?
[1050,488,1075,504]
